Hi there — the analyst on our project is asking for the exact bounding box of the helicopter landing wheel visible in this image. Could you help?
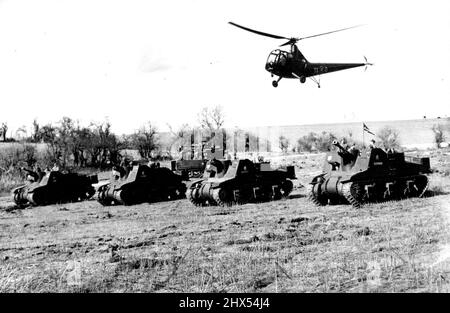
[272,77,282,87]
[300,76,306,83]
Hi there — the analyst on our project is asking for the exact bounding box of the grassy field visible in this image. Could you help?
[0,151,449,293]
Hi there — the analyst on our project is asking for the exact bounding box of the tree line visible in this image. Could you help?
[0,105,226,170]
[282,126,402,154]
[282,121,449,154]
[2,117,159,169]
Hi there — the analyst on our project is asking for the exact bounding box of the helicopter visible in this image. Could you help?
[229,22,372,88]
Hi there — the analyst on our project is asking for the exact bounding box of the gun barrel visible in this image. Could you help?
[21,168,34,174]
[332,140,346,152]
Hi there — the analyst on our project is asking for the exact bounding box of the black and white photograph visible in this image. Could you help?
[0,0,449,299]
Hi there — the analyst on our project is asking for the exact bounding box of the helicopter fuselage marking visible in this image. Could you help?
[314,66,328,74]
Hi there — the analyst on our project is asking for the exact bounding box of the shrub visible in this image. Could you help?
[0,143,39,193]
[279,136,289,153]
[377,126,401,150]
[297,132,337,152]
[432,124,445,148]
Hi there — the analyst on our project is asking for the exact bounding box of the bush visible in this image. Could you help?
[432,124,445,148]
[0,143,40,193]
[297,131,337,152]
[279,136,289,153]
[0,143,37,170]
[377,126,401,150]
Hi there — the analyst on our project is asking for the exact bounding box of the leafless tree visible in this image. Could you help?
[15,126,28,140]
[167,123,191,141]
[31,119,41,143]
[167,123,192,153]
[198,105,225,132]
[432,124,446,148]
[279,135,290,154]
[130,122,158,159]
[0,122,8,141]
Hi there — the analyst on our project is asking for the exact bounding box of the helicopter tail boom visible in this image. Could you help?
[303,62,366,76]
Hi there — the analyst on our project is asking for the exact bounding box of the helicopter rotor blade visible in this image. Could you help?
[297,24,364,41]
[228,21,289,40]
[279,39,296,47]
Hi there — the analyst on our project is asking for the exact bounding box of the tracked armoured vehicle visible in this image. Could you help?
[187,158,296,206]
[308,140,431,208]
[12,171,98,208]
[97,164,187,206]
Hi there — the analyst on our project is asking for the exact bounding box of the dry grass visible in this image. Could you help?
[0,174,24,195]
[0,151,449,293]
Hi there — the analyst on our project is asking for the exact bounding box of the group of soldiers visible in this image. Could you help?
[340,138,396,155]
[21,163,60,183]
[111,158,162,180]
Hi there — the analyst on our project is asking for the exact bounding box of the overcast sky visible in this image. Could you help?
[0,0,449,135]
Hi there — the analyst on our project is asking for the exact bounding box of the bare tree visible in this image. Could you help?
[38,123,61,166]
[130,122,159,159]
[432,124,445,148]
[198,105,225,132]
[279,135,289,154]
[0,122,8,141]
[167,123,191,142]
[56,117,76,167]
[167,123,191,153]
[31,119,41,143]
[92,120,122,167]
[15,126,28,141]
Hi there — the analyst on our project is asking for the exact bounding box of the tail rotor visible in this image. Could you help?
[364,56,373,71]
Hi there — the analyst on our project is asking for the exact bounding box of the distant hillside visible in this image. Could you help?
[241,118,450,151]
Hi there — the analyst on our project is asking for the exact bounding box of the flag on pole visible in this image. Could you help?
[363,123,375,135]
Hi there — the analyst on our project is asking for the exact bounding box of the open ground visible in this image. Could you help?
[0,150,449,292]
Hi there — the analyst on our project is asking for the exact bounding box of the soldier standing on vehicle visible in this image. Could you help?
[21,167,39,182]
[36,166,45,180]
[340,138,349,150]
[112,165,126,179]
[51,162,60,171]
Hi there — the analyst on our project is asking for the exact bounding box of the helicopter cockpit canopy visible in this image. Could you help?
[266,49,289,72]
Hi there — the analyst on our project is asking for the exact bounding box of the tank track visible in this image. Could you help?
[188,181,293,207]
[98,182,185,206]
[12,187,27,208]
[307,183,327,206]
[97,185,113,206]
[27,187,95,207]
[341,175,429,208]
[342,182,364,208]
[187,187,205,207]
[212,188,232,207]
